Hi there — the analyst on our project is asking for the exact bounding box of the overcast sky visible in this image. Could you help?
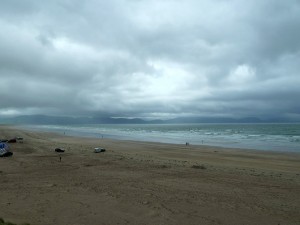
[0,0,300,119]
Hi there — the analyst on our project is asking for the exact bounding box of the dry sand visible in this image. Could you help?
[1,125,300,225]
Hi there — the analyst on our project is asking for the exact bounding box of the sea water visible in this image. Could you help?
[25,123,300,152]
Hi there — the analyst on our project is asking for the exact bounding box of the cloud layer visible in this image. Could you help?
[1,0,300,119]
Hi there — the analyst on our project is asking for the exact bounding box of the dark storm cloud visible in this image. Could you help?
[0,0,299,119]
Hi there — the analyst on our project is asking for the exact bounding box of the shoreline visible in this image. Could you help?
[1,126,300,225]
[17,124,300,153]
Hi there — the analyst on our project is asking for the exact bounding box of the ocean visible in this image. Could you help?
[23,123,300,152]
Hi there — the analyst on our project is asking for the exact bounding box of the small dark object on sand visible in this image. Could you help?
[191,165,206,170]
[55,148,65,153]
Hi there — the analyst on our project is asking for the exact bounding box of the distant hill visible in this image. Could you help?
[0,115,149,125]
[0,114,299,125]
[165,116,264,124]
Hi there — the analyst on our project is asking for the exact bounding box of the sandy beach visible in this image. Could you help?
[1,125,300,225]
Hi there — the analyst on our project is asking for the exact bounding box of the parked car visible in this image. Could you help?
[94,147,106,153]
[55,148,65,153]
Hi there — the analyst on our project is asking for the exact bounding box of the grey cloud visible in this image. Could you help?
[0,0,299,119]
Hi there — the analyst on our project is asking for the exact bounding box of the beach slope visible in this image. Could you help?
[0,126,300,225]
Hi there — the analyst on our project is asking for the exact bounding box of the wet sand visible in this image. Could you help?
[1,125,300,225]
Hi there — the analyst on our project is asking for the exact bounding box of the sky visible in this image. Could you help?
[0,0,300,120]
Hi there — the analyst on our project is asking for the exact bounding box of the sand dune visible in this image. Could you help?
[1,126,300,225]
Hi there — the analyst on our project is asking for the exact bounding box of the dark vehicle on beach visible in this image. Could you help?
[17,137,24,143]
[8,138,17,143]
[55,148,65,152]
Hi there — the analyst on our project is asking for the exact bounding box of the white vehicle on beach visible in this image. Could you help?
[94,147,106,153]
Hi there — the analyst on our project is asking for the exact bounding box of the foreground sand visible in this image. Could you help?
[1,126,300,225]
